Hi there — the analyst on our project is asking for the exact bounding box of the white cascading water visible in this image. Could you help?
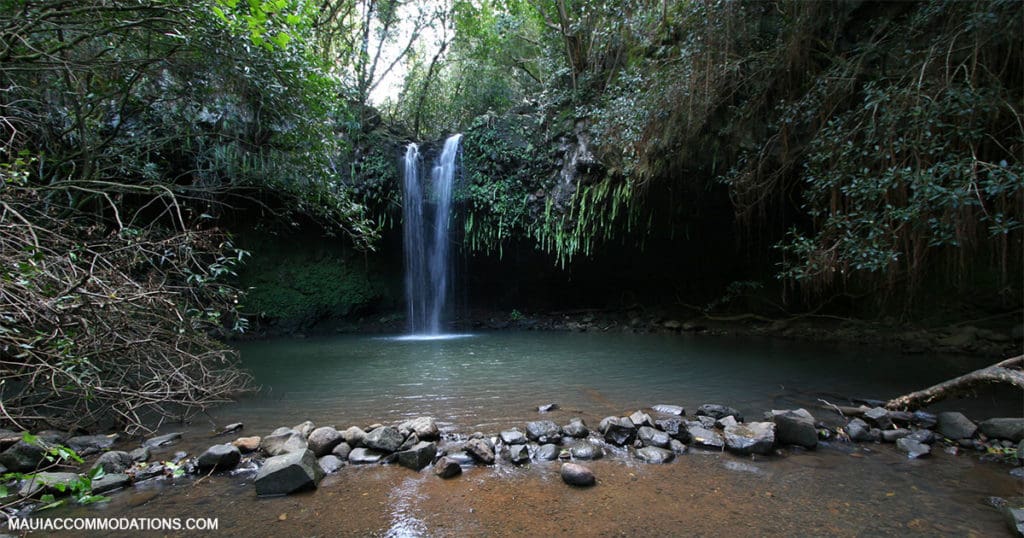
[401,134,462,336]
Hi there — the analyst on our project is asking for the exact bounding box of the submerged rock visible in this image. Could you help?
[142,432,182,449]
[434,457,462,479]
[197,444,241,472]
[896,438,931,459]
[525,421,561,443]
[91,473,131,494]
[397,441,437,471]
[635,446,675,464]
[724,422,776,455]
[769,409,817,449]
[363,426,405,453]
[538,403,559,413]
[307,427,344,457]
[936,412,977,440]
[696,404,744,422]
[560,463,596,487]
[255,449,323,496]
[652,404,685,416]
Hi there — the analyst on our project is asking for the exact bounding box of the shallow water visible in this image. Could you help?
[37,332,1024,536]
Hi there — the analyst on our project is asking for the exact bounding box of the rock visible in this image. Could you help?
[681,321,706,332]
[881,429,911,443]
[655,418,690,442]
[341,426,367,447]
[569,442,604,460]
[629,411,654,428]
[1004,506,1024,536]
[93,451,135,474]
[670,439,688,454]
[769,409,818,449]
[601,417,637,446]
[442,451,474,466]
[635,446,675,464]
[715,416,739,429]
[261,429,307,456]
[912,411,937,428]
[500,429,528,445]
[696,415,717,428]
[1018,439,1024,463]
[0,440,51,472]
[142,432,182,449]
[464,438,495,465]
[197,444,241,472]
[863,407,894,430]
[907,429,936,444]
[19,472,80,498]
[66,434,119,456]
[91,473,131,494]
[696,404,743,422]
[0,429,20,450]
[560,463,596,487]
[507,444,530,464]
[663,320,682,330]
[317,455,344,474]
[896,437,931,459]
[936,412,977,440]
[686,423,725,450]
[403,417,440,441]
[724,422,775,455]
[637,426,671,448]
[525,421,561,443]
[348,447,385,464]
[434,457,462,478]
[1009,467,1024,480]
[363,427,405,453]
[846,418,874,442]
[535,444,560,461]
[331,442,352,461]
[292,421,316,439]
[129,447,151,462]
[980,418,1024,442]
[232,436,261,454]
[307,427,344,457]
[888,411,914,425]
[254,449,323,496]
[652,404,685,416]
[563,419,589,438]
[397,441,437,471]
[538,403,559,413]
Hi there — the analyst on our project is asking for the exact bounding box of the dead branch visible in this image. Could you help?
[885,355,1024,411]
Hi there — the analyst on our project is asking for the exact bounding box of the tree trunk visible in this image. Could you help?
[885,355,1024,411]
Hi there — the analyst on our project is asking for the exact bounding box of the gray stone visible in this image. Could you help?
[770,409,818,449]
[500,429,528,445]
[569,442,603,460]
[331,442,352,461]
[397,433,419,453]
[936,412,977,440]
[341,426,367,447]
[535,444,560,461]
[397,441,437,471]
[254,449,323,496]
[696,404,744,422]
[538,403,559,413]
[686,423,725,450]
[142,432,182,449]
[723,422,776,455]
[912,411,937,429]
[628,411,654,428]
[260,429,307,456]
[434,457,462,478]
[1004,506,1024,537]
[363,426,405,453]
[129,447,150,462]
[93,451,135,474]
[881,429,912,443]
[635,446,675,464]
[508,444,530,464]
[442,451,474,466]
[601,417,637,446]
[292,421,316,439]
[317,455,344,474]
[307,427,344,457]
[19,472,79,498]
[348,447,385,464]
[560,463,596,487]
[91,473,131,494]
[525,421,561,443]
[846,418,874,442]
[670,439,688,454]
[399,417,440,441]
[652,404,685,416]
[980,418,1024,442]
[464,438,495,465]
[563,419,589,438]
[655,418,690,442]
[66,434,119,456]
[0,441,50,472]
[715,416,739,429]
[863,407,894,430]
[696,416,717,428]
[197,444,241,472]
[896,437,931,459]
[637,426,671,448]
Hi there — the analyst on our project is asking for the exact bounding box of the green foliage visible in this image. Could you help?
[0,433,108,508]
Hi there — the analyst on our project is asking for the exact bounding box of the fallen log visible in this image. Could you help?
[885,355,1024,411]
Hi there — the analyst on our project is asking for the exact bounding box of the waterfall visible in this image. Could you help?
[401,134,462,335]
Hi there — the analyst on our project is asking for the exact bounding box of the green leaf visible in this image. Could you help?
[212,6,228,23]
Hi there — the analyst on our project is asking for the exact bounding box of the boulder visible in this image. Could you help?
[142,432,182,449]
[232,436,261,454]
[896,438,931,459]
[0,440,50,472]
[307,427,344,457]
[770,409,818,449]
[434,456,462,479]
[696,404,744,422]
[19,472,80,498]
[670,439,688,454]
[399,417,440,441]
[507,444,530,464]
[317,455,344,474]
[936,412,977,440]
[397,441,437,471]
[261,429,307,456]
[464,438,495,465]
[846,418,874,442]
[560,463,596,487]
[863,407,894,430]
[912,411,937,429]
[525,421,561,443]
[93,451,135,474]
[348,447,385,464]
[1004,506,1024,537]
[91,473,131,494]
[569,442,603,460]
[292,421,316,439]
[254,449,323,496]
[979,418,1024,442]
[197,444,241,472]
[66,434,119,456]
[723,422,776,455]
[397,433,419,453]
[331,442,352,461]
[129,447,151,462]
[535,444,560,461]
[563,419,589,438]
[652,404,685,416]
[363,427,405,453]
[628,411,654,428]
[636,446,675,463]
[686,423,725,450]
[601,417,637,446]
[715,416,739,429]
[637,426,671,448]
[907,429,936,444]
[655,418,690,442]
[500,429,528,445]
[341,426,367,447]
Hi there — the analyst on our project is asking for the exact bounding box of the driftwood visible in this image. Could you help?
[885,355,1024,411]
